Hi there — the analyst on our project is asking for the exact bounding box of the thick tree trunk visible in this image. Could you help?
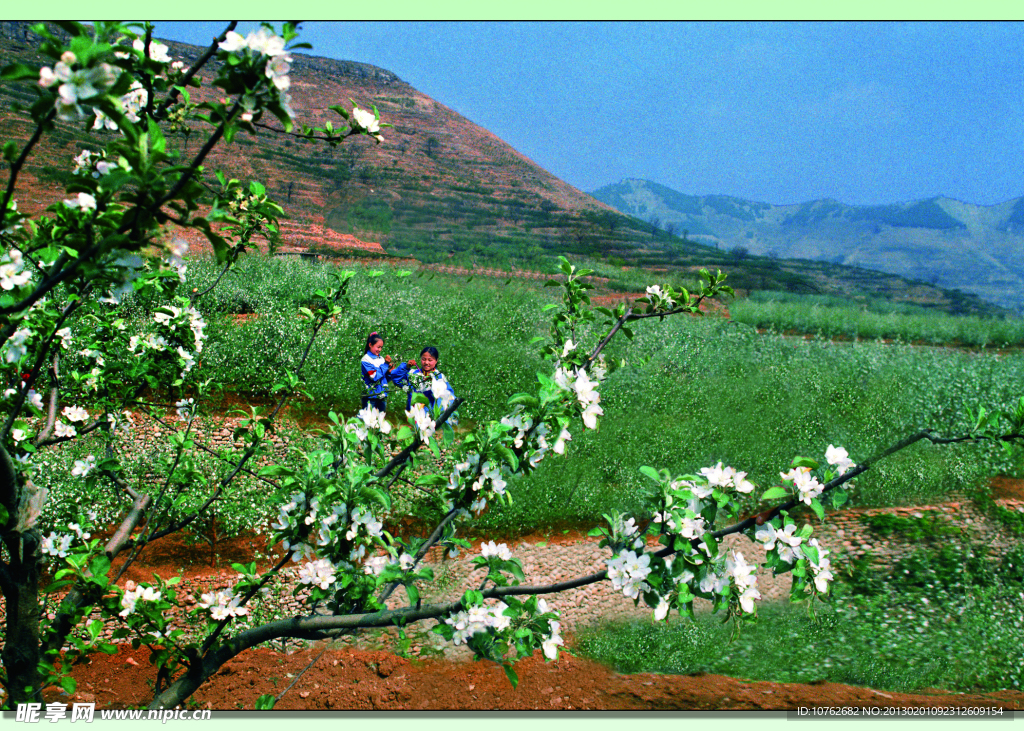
[2,532,42,706]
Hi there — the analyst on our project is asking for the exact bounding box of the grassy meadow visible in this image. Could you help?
[37,253,1024,694]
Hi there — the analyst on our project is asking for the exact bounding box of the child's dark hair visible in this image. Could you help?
[420,345,440,361]
[365,331,383,352]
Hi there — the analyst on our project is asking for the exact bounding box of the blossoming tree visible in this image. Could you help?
[2,21,1024,711]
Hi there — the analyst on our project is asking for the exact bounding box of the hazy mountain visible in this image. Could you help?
[0,23,1004,316]
[591,179,1024,312]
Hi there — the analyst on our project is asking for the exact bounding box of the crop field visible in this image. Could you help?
[28,254,1024,698]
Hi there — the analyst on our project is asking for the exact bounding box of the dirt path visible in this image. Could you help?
[37,483,1024,711]
[55,644,1024,711]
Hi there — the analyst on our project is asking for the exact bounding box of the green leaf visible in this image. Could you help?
[61,675,77,694]
[88,555,111,579]
[638,465,661,483]
[759,486,790,501]
[829,487,848,509]
[1,62,39,81]
[405,583,420,605]
[809,498,825,520]
[503,665,519,687]
[791,456,819,470]
[254,694,277,710]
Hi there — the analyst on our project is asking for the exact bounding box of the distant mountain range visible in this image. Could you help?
[591,179,1024,312]
[0,22,1004,316]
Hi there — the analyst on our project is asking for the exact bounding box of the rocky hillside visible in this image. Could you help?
[592,178,1024,312]
[0,22,1005,316]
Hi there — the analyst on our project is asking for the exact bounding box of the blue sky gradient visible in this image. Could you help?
[156,21,1024,207]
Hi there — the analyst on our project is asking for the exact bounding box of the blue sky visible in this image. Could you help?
[157,21,1024,207]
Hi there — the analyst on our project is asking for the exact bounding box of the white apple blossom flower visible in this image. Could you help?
[54,422,76,438]
[71,455,96,477]
[351,106,380,134]
[63,192,96,211]
[120,585,161,617]
[560,339,576,359]
[175,398,194,421]
[553,427,572,455]
[363,555,389,576]
[646,284,674,307]
[542,620,564,659]
[581,401,604,429]
[480,541,512,561]
[62,405,89,422]
[825,444,856,476]
[738,585,761,614]
[406,402,435,441]
[298,558,336,590]
[4,327,31,363]
[133,37,172,63]
[219,31,248,53]
[654,597,671,621]
[358,404,391,434]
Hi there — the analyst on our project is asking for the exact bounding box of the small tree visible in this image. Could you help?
[2,21,1023,712]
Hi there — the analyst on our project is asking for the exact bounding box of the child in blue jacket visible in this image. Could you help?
[360,332,413,413]
[403,346,458,425]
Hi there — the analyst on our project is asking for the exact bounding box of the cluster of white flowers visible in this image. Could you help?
[175,398,194,421]
[3,383,43,411]
[38,53,120,121]
[71,455,96,477]
[165,239,188,282]
[120,584,161,617]
[68,521,91,541]
[219,27,295,120]
[297,558,337,590]
[345,506,384,543]
[463,457,508,515]
[350,106,383,142]
[645,284,675,308]
[40,531,74,558]
[725,551,761,613]
[198,587,249,620]
[444,601,511,645]
[0,248,33,291]
[362,550,415,577]
[480,541,512,561]
[755,521,804,563]
[780,466,824,506]
[699,462,756,494]
[806,537,834,593]
[825,444,856,476]
[63,405,90,423]
[654,507,707,540]
[63,192,98,212]
[553,366,603,429]
[3,328,31,364]
[500,410,535,449]
[127,303,206,378]
[93,38,180,131]
[405,402,435,441]
[606,550,652,600]
[72,148,119,178]
[536,599,564,659]
[133,37,172,63]
[499,407,567,469]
